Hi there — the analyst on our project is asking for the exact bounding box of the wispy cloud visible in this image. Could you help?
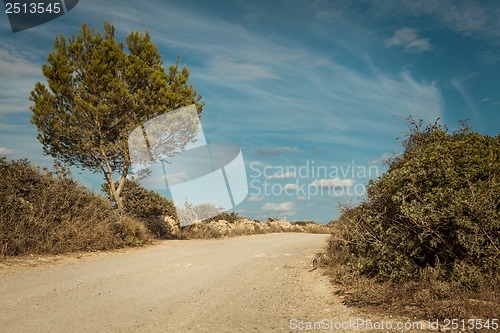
[255,146,301,155]
[385,27,431,53]
[284,183,298,191]
[163,171,191,184]
[0,47,43,115]
[0,147,16,155]
[310,178,354,188]
[63,0,443,152]
[247,195,263,202]
[0,48,41,77]
[368,152,400,165]
[204,57,278,82]
[451,76,476,115]
[262,202,295,213]
[421,1,496,38]
[0,0,455,223]
[478,50,500,68]
[266,172,296,180]
[381,0,500,44]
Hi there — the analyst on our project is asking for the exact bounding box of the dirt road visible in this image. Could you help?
[0,233,361,332]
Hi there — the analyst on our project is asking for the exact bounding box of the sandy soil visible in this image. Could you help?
[0,233,408,332]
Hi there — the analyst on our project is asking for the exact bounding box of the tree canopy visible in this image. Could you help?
[30,22,203,209]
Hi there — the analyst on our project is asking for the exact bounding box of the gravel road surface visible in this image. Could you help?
[0,233,361,332]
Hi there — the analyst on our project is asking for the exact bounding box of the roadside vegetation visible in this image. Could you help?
[0,157,329,257]
[179,217,330,239]
[323,119,499,320]
[106,178,330,240]
[0,158,149,256]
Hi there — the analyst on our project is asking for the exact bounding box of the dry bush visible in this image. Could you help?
[113,215,150,247]
[323,251,500,320]
[103,179,178,239]
[178,217,330,239]
[178,220,230,239]
[141,215,179,239]
[295,221,331,234]
[0,158,150,256]
[324,120,499,319]
[266,218,290,232]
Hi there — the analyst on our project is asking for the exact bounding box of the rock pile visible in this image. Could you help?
[164,217,330,239]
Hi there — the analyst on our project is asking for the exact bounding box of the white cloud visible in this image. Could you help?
[262,202,295,212]
[164,171,191,184]
[0,123,42,160]
[385,27,432,53]
[0,47,43,115]
[247,195,263,202]
[204,57,278,82]
[380,1,500,44]
[71,0,443,151]
[0,0,446,197]
[297,195,307,201]
[310,178,354,188]
[439,2,489,34]
[284,183,298,191]
[235,59,443,150]
[0,49,41,77]
[267,172,296,180]
[369,152,401,165]
[451,76,476,115]
[0,147,16,155]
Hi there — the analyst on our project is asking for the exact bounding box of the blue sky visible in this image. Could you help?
[1,0,499,223]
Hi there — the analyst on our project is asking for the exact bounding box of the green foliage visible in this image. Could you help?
[103,179,178,238]
[204,210,241,223]
[30,22,203,210]
[0,157,149,256]
[103,179,177,219]
[330,120,500,284]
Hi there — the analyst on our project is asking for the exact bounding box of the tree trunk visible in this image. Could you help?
[106,176,124,211]
[102,155,125,211]
[113,191,124,211]
[113,153,130,212]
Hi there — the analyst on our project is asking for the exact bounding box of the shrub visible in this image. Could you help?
[329,120,500,284]
[113,215,150,246]
[178,217,330,239]
[292,221,331,234]
[103,179,177,219]
[103,179,179,238]
[0,158,149,256]
[203,210,241,224]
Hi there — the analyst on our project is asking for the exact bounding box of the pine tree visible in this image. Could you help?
[30,22,203,209]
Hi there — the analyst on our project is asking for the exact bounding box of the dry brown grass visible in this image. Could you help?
[177,218,331,239]
[0,158,150,256]
[320,244,500,321]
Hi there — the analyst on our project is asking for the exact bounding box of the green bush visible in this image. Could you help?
[103,179,178,238]
[0,158,149,256]
[103,179,177,219]
[203,210,241,223]
[329,120,500,284]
